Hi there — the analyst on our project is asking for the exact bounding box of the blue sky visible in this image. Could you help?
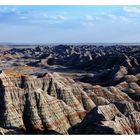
[0,6,140,44]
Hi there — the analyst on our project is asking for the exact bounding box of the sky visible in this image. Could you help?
[0,5,140,44]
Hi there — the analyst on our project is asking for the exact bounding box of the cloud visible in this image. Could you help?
[108,14,120,20]
[123,6,140,13]
[29,15,68,25]
[0,7,16,13]
[0,6,69,26]
[19,16,28,20]
[46,15,67,21]
[81,13,131,27]
[43,12,67,20]
[85,15,94,21]
[81,21,94,27]
[107,13,131,24]
[0,5,140,44]
[0,6,24,17]
[81,15,95,27]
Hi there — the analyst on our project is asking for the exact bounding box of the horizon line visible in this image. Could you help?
[1,42,140,45]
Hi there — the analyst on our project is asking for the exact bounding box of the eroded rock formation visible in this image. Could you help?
[0,70,139,135]
[0,44,140,135]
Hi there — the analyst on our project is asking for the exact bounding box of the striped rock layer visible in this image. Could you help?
[0,71,140,134]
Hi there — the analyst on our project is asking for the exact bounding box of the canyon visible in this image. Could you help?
[0,44,140,134]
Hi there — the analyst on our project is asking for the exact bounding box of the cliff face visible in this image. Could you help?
[0,70,140,134]
[0,71,89,134]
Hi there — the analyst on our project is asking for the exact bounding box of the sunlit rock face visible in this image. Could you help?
[0,45,140,135]
[0,70,139,135]
[0,71,91,134]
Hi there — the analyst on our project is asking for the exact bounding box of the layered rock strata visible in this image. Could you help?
[0,70,140,134]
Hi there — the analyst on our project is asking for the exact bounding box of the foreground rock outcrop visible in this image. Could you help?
[0,70,140,135]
